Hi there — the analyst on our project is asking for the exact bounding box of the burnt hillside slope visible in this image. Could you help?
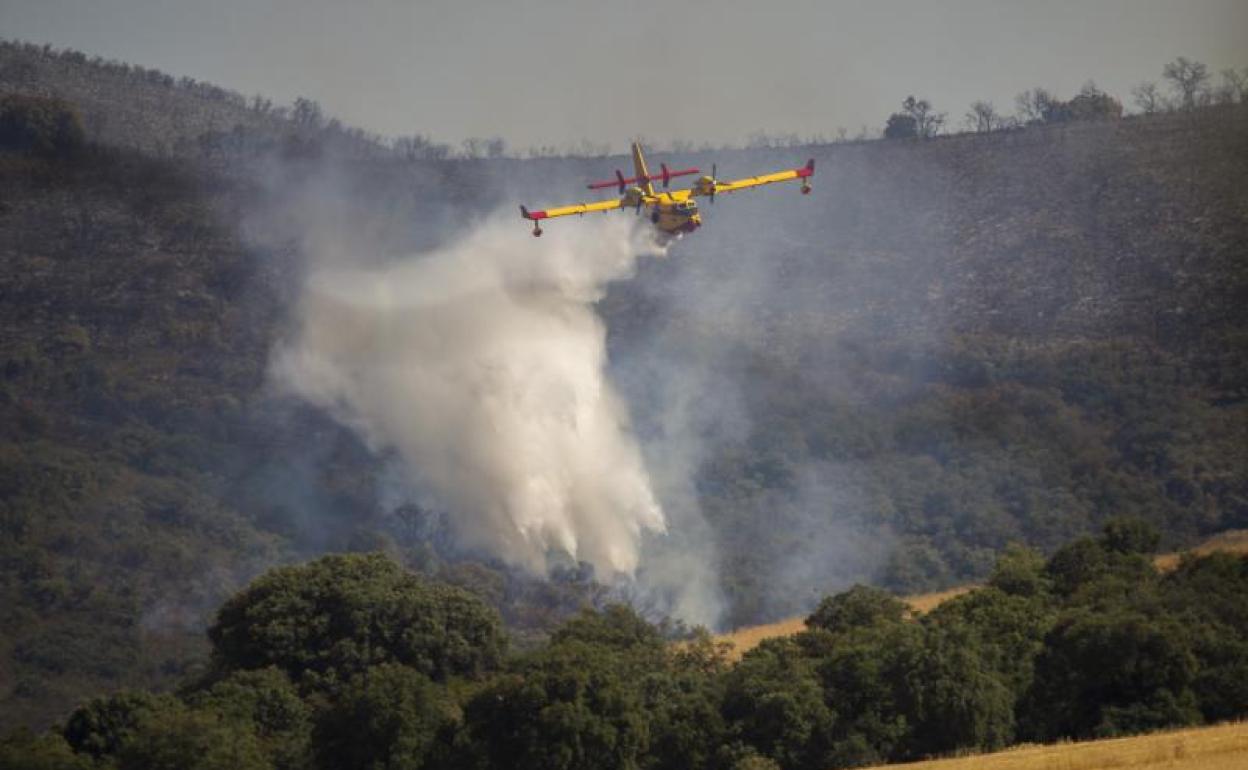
[604,106,1248,624]
[1,64,1246,726]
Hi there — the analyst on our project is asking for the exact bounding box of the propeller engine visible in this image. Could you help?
[621,185,646,214]
[659,162,680,188]
[707,163,719,202]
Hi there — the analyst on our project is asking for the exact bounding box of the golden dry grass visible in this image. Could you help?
[715,616,808,660]
[860,721,1248,770]
[903,584,977,614]
[713,531,1248,661]
[714,584,978,661]
[1153,530,1248,572]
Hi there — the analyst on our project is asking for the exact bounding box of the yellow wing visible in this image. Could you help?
[692,159,815,198]
[521,198,623,221]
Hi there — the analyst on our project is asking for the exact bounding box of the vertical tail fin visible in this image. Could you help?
[631,142,654,196]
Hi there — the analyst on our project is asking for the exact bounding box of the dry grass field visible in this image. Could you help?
[715,532,1248,661]
[1153,531,1248,572]
[860,721,1248,770]
[715,585,976,661]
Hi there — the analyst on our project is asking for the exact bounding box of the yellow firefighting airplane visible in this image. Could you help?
[520,142,814,238]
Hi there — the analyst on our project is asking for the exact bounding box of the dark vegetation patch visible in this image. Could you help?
[4,532,1248,769]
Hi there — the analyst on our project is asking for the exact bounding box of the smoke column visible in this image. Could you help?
[272,214,670,580]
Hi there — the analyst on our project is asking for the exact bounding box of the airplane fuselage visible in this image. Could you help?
[631,188,702,235]
[520,143,812,238]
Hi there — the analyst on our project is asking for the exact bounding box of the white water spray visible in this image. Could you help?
[273,214,669,579]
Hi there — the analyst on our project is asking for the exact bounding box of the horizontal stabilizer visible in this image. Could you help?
[588,166,700,191]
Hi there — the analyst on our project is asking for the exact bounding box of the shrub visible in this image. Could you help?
[806,585,908,634]
[0,94,85,157]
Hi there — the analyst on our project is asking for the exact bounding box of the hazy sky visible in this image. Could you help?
[2,0,1246,151]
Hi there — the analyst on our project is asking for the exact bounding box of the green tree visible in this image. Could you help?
[901,95,944,138]
[1023,610,1200,740]
[640,627,733,770]
[63,691,177,761]
[721,638,835,770]
[987,544,1050,597]
[894,627,1016,757]
[1044,537,1109,597]
[811,625,917,765]
[1099,516,1161,556]
[551,604,666,656]
[638,667,726,770]
[116,706,270,770]
[1161,554,1248,722]
[458,642,649,770]
[189,667,311,770]
[926,586,1054,697]
[0,729,92,770]
[208,553,505,686]
[1064,83,1123,121]
[0,94,85,157]
[806,584,908,634]
[312,664,449,770]
[883,113,917,140]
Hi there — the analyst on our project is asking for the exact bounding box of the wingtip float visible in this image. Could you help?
[520,142,815,239]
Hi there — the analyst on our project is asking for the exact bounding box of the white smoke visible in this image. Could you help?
[272,213,671,580]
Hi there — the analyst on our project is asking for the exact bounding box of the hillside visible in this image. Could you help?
[0,140,592,727]
[2,53,1247,728]
[605,106,1248,625]
[0,40,393,158]
[716,531,1248,660]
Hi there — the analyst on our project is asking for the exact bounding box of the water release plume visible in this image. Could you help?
[272,214,668,579]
